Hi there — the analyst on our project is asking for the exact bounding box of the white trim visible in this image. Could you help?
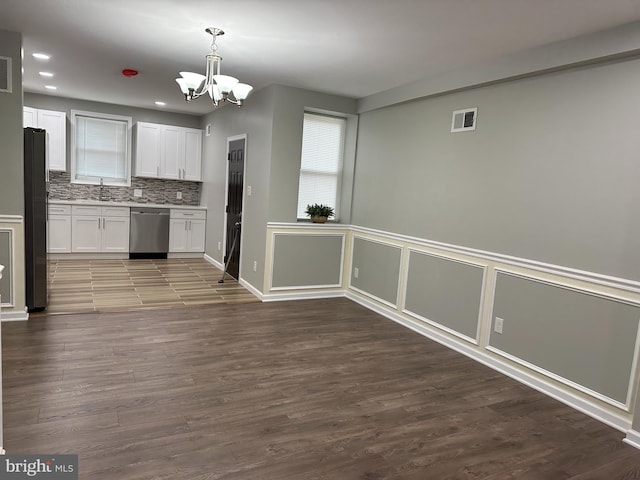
[486,345,628,411]
[0,228,14,308]
[349,225,640,293]
[1,310,28,322]
[451,107,477,133]
[238,278,263,300]
[348,285,398,310]
[402,308,479,345]
[624,429,640,449]
[203,253,223,270]
[0,56,11,93]
[262,289,346,303]
[346,288,631,433]
[0,216,23,223]
[70,110,133,187]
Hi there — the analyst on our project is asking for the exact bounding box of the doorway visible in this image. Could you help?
[224,135,246,280]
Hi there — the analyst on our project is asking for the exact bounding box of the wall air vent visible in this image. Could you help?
[451,107,477,133]
[0,56,11,93]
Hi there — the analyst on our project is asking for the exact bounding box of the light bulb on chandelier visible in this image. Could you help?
[176,27,253,107]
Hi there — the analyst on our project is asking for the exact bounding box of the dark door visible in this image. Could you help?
[225,138,245,280]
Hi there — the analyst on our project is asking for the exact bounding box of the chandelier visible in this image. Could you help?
[176,27,253,107]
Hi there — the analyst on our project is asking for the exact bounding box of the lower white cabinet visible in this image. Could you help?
[169,209,206,253]
[71,205,130,253]
[47,204,72,253]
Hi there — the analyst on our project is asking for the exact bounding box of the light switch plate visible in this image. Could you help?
[133,189,142,197]
[176,192,182,200]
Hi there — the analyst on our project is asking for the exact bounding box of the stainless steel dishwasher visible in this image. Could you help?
[129,207,170,259]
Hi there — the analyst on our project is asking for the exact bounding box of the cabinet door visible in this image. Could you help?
[187,219,206,252]
[135,122,161,178]
[23,107,37,128]
[47,215,72,253]
[161,125,183,180]
[183,129,202,181]
[169,218,188,252]
[102,216,130,252]
[38,109,67,171]
[72,216,101,252]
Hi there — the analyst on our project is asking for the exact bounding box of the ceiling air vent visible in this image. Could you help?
[0,57,10,93]
[451,107,477,133]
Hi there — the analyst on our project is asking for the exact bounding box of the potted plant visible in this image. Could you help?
[305,203,335,223]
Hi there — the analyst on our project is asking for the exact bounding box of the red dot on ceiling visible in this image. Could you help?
[122,69,139,77]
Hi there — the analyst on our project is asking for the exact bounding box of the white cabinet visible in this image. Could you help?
[47,204,72,253]
[169,209,206,253]
[24,107,67,172]
[135,122,162,178]
[135,122,202,181]
[71,205,130,253]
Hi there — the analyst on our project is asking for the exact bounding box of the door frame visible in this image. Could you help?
[223,133,247,280]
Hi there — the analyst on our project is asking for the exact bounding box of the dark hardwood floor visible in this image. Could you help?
[3,298,640,479]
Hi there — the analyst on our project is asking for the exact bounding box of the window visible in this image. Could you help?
[71,110,132,186]
[297,113,346,220]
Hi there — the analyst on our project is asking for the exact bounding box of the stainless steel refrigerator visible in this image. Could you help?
[24,127,47,312]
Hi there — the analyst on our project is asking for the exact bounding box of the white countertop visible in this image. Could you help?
[49,199,207,210]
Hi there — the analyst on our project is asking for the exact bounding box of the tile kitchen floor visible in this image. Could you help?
[43,258,259,315]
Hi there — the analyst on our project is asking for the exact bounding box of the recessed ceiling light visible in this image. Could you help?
[44,85,57,90]
[155,101,166,106]
[32,53,50,60]
[39,71,54,77]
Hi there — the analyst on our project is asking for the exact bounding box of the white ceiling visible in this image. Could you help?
[2,0,640,116]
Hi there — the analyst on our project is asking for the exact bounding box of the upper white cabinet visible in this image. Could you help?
[135,122,202,181]
[24,107,67,172]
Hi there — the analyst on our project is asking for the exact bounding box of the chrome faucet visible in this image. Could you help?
[99,178,109,201]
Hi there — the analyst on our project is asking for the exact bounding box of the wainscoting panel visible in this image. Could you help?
[0,215,27,320]
[271,233,344,290]
[0,230,11,305]
[350,236,403,308]
[490,270,640,408]
[404,250,485,343]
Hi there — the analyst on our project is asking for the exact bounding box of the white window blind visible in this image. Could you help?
[297,113,346,219]
[71,111,132,185]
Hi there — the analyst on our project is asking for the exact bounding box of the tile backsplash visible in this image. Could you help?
[48,172,201,206]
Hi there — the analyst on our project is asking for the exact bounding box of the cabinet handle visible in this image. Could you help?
[98,218,101,229]
[188,220,191,231]
[103,218,106,229]
[184,221,188,231]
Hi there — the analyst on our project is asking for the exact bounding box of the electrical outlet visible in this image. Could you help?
[133,189,142,197]
[176,192,182,200]
[494,317,504,334]
[253,260,257,272]
[217,241,221,251]
[247,185,252,196]
[354,267,359,278]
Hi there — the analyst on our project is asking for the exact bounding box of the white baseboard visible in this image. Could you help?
[624,429,640,449]
[262,289,346,302]
[239,279,264,301]
[345,289,632,434]
[1,310,29,322]
[203,253,223,270]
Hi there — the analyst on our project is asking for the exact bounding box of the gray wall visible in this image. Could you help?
[0,30,23,216]
[201,85,356,293]
[272,234,343,288]
[352,58,640,281]
[405,252,484,340]
[351,237,401,305]
[0,231,11,302]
